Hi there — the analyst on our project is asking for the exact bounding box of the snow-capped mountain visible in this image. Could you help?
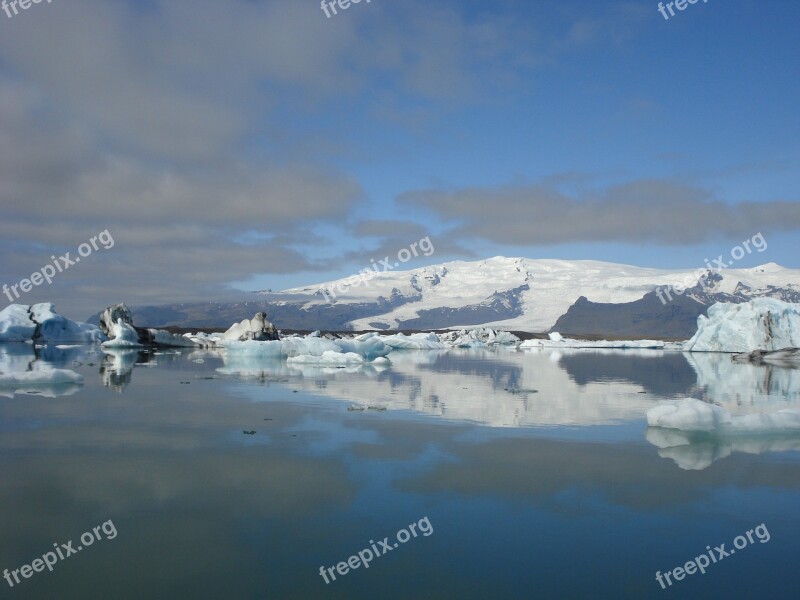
[276,257,800,334]
[110,257,800,337]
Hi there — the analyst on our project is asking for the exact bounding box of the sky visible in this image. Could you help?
[1,0,799,318]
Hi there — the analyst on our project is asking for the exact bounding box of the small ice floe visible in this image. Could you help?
[520,332,664,349]
[287,351,365,365]
[647,398,800,434]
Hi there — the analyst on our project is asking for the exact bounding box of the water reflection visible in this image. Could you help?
[0,344,86,398]
[3,344,800,429]
[646,426,800,470]
[687,352,800,408]
[2,343,800,597]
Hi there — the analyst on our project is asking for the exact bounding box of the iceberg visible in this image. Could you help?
[520,333,664,350]
[0,304,38,341]
[99,303,199,348]
[220,333,391,361]
[0,303,105,343]
[647,398,800,433]
[287,351,366,365]
[685,298,800,352]
[438,327,520,348]
[221,312,280,342]
[101,319,144,348]
[330,332,392,360]
[436,328,517,348]
[381,332,447,350]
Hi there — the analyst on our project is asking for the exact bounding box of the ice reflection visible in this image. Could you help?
[0,344,87,398]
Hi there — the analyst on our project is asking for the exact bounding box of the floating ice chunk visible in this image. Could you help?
[0,304,38,341]
[101,321,143,348]
[438,327,520,348]
[685,298,800,352]
[0,303,105,343]
[287,351,365,365]
[333,336,391,360]
[280,336,341,357]
[520,337,664,349]
[382,332,447,350]
[147,329,200,347]
[219,339,284,357]
[647,398,800,433]
[222,312,280,342]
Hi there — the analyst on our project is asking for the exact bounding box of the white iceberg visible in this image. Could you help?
[330,332,391,360]
[220,332,391,362]
[438,327,520,348]
[221,312,280,342]
[287,351,366,365]
[147,329,200,348]
[101,320,143,348]
[99,303,199,348]
[520,333,664,350]
[0,304,38,341]
[647,398,800,433]
[685,298,800,352]
[381,332,447,350]
[0,303,105,343]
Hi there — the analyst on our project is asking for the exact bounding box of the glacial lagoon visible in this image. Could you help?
[1,344,799,599]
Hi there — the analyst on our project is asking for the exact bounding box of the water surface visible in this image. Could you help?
[1,345,799,599]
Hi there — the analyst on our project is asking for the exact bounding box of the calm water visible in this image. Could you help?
[1,344,799,599]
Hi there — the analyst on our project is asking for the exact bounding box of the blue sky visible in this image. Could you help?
[1,0,798,316]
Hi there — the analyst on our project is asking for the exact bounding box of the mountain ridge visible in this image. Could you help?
[90,257,800,337]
